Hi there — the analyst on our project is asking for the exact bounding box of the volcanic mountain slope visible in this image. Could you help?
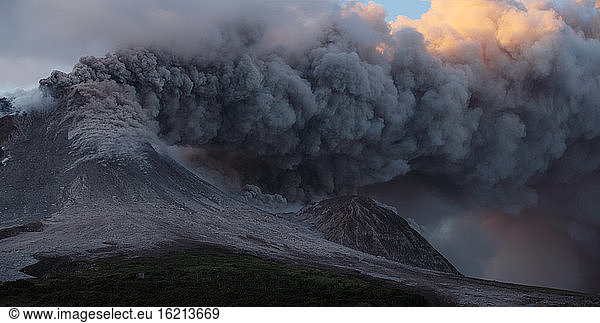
[297,196,459,275]
[0,98,12,117]
[0,99,18,161]
[0,115,16,143]
[0,115,16,161]
[0,103,598,305]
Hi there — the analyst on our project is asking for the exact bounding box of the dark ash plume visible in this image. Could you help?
[39,1,600,210]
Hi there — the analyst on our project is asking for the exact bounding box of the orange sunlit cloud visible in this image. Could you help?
[388,0,563,59]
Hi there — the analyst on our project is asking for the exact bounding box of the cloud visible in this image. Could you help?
[0,0,337,89]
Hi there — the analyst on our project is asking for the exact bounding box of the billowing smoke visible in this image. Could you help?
[12,0,600,291]
[38,0,600,204]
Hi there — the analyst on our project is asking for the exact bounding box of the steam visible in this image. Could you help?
[11,0,600,291]
[0,88,55,117]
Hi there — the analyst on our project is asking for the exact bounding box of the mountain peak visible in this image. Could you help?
[298,195,460,275]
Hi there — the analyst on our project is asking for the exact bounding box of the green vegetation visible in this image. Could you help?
[0,249,433,306]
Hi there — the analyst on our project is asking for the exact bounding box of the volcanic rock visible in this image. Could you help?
[0,114,17,144]
[297,195,460,275]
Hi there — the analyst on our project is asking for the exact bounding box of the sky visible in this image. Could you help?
[372,0,430,19]
[0,1,431,93]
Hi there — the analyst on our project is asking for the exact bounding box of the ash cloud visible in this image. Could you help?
[10,0,600,291]
[39,1,600,206]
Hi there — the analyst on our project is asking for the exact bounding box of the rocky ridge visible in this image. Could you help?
[297,196,460,275]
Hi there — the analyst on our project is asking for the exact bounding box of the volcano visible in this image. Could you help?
[0,100,598,306]
[297,196,460,275]
[3,0,600,304]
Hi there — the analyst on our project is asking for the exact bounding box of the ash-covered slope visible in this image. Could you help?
[0,98,13,117]
[0,95,237,228]
[0,106,598,305]
[0,115,16,143]
[0,115,16,162]
[297,196,459,275]
[0,98,17,148]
